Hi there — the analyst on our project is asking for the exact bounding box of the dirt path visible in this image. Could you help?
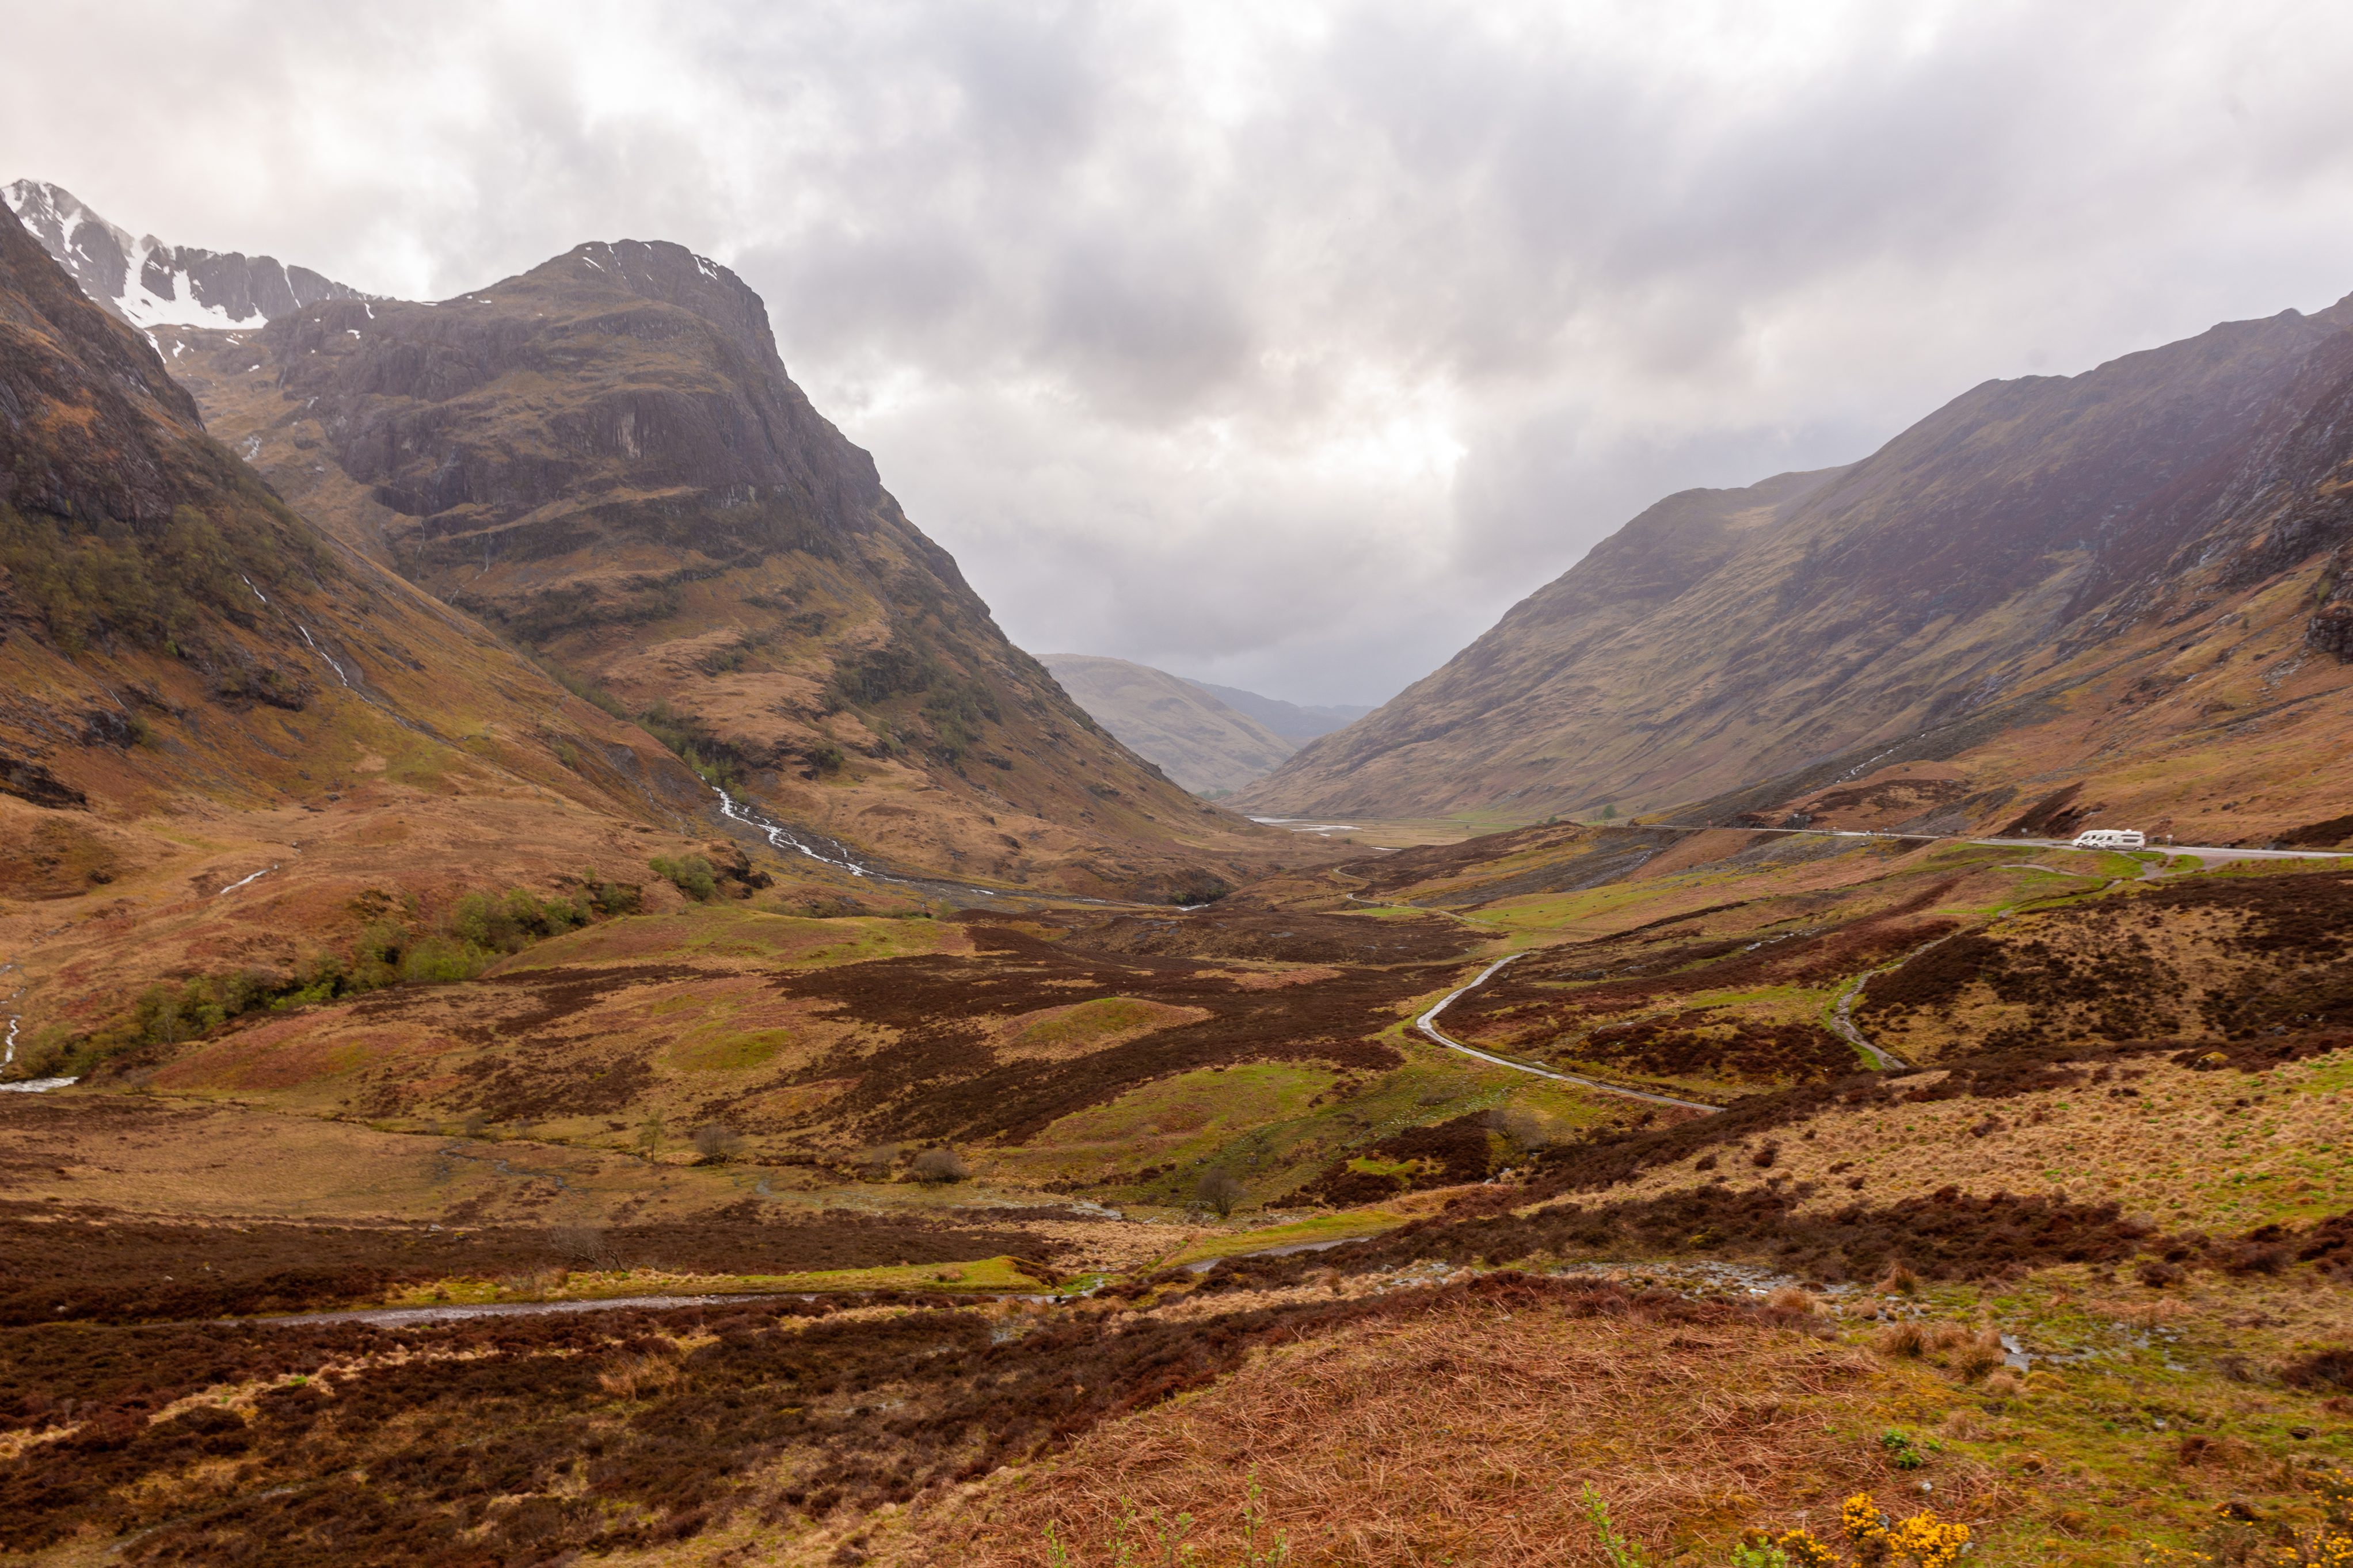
[1826,968,1912,1071]
[1415,954,1720,1114]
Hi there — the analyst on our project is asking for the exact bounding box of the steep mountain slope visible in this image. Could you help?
[1041,654,1295,795]
[1243,296,2353,838]
[1181,679,1374,743]
[0,206,770,1063]
[124,232,1274,897]
[0,207,687,823]
[4,180,363,329]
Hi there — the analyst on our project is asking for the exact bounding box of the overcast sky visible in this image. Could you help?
[11,2,2353,704]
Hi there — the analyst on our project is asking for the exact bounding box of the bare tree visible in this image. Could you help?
[1194,1168,1247,1218]
[692,1123,744,1163]
[908,1147,971,1183]
[1485,1105,1554,1155]
[548,1223,618,1272]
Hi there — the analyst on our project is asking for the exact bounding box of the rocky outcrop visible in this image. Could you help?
[5,180,364,329]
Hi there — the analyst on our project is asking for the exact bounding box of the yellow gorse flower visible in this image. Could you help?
[1776,1528,1843,1568]
[1841,1494,1887,1544]
[1885,1512,1970,1568]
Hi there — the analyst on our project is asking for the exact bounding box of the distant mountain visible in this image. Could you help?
[5,179,365,330]
[91,212,1271,897]
[1181,680,1375,744]
[1242,295,2353,848]
[1042,656,1295,796]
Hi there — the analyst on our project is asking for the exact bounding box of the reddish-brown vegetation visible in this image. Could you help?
[1300,1114,1497,1205]
[0,1276,1649,1565]
[1859,869,2353,1043]
[762,917,1471,1143]
[943,1277,1961,1568]
[1573,1013,1856,1084]
[0,1201,1069,1326]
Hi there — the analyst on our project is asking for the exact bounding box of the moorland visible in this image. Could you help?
[3,177,2352,1568]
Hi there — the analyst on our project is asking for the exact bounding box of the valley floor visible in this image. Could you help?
[3,816,2350,1566]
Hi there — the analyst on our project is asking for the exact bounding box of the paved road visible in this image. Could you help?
[1414,953,1722,1114]
[1647,823,2347,863]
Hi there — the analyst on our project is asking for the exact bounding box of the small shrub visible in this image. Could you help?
[651,854,718,902]
[692,1123,744,1163]
[1486,1105,1555,1153]
[909,1147,971,1184]
[547,1224,616,1271]
[1581,1485,1650,1567]
[1195,1169,1247,1219]
[582,870,642,916]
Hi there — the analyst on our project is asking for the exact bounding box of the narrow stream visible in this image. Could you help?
[714,788,877,879]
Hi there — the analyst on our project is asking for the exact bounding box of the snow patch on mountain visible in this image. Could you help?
[4,178,369,329]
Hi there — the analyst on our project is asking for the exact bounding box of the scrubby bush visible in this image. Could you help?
[1486,1105,1555,1154]
[14,871,635,1084]
[581,869,642,917]
[452,886,591,953]
[1195,1169,1247,1218]
[650,854,719,901]
[692,1123,745,1163]
[1743,1495,1966,1567]
[909,1147,971,1184]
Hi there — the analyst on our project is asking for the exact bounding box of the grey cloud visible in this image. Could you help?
[12,1,2353,705]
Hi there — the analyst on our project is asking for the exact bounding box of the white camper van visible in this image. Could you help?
[2070,829,2146,850]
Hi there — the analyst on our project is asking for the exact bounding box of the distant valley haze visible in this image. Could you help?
[11,1,2353,708]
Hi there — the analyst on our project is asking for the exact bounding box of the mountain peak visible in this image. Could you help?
[4,178,367,330]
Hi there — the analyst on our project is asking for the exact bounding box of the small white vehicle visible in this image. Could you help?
[2070,828,2146,850]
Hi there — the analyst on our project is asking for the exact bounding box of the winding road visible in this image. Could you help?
[1647,822,2348,864]
[1414,953,1722,1114]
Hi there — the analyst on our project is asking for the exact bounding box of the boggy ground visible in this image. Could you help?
[82,898,1525,1212]
[5,818,2351,1565]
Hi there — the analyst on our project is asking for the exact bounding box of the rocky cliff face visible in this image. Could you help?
[1242,295,2353,838]
[147,236,1269,897]
[0,209,698,820]
[5,180,364,329]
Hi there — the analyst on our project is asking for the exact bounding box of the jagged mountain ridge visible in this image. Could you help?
[5,179,364,330]
[1040,655,1296,795]
[122,224,1274,896]
[1241,294,2353,840]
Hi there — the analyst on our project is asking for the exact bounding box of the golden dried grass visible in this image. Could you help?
[935,1295,1996,1567]
[1590,1048,2353,1231]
